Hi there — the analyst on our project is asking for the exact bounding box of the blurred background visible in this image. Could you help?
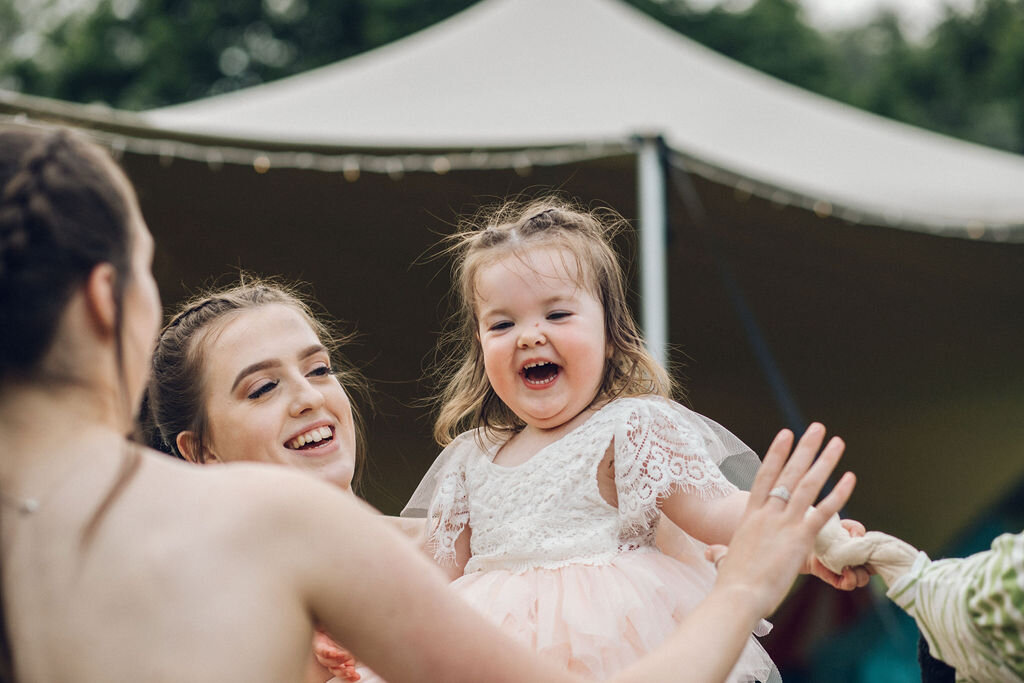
[2,1,1022,680]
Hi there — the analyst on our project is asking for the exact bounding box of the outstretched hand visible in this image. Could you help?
[313,629,361,681]
[706,423,857,618]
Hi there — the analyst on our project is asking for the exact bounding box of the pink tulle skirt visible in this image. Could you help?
[349,549,777,683]
[454,549,775,682]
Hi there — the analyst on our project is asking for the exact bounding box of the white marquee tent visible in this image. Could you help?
[144,0,1024,233]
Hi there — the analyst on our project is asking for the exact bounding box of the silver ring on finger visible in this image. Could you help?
[768,485,792,503]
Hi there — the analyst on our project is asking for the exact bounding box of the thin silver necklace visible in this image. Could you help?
[0,490,40,515]
[0,450,90,516]
[1,424,116,517]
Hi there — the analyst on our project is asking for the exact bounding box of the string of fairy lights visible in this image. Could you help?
[100,130,633,181]
[1,105,1020,243]
[0,109,631,180]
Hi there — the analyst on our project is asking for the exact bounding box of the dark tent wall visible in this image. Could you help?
[663,178,1024,553]
[120,147,1024,554]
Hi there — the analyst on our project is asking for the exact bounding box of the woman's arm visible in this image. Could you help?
[375,514,470,579]
[377,515,428,545]
[287,486,568,683]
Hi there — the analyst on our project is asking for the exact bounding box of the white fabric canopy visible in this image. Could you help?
[144,0,1024,232]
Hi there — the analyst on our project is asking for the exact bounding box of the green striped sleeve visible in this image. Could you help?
[888,534,1024,681]
[965,533,1024,679]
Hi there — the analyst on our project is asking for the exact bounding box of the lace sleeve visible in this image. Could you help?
[423,438,472,566]
[614,398,737,532]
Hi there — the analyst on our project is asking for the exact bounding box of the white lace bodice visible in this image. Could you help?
[426,396,738,574]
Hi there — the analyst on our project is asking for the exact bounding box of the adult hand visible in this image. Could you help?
[313,629,361,681]
[708,423,857,618]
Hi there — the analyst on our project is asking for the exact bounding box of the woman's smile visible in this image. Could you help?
[198,304,358,490]
[285,424,336,453]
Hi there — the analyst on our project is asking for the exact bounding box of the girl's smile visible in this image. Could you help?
[520,360,560,387]
[475,246,608,431]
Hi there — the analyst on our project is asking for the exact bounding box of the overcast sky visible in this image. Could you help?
[802,0,974,30]
[51,0,982,41]
[690,0,977,37]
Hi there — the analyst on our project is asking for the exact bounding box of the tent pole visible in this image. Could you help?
[636,135,668,368]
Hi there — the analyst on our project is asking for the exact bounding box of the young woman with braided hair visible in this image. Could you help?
[0,123,855,683]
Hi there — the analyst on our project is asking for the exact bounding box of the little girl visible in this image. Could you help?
[402,199,864,682]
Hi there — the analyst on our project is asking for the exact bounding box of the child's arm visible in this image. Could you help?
[660,487,870,590]
[660,487,748,546]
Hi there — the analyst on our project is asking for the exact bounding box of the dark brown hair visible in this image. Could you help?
[0,127,133,381]
[432,196,674,445]
[142,279,369,491]
[0,124,142,683]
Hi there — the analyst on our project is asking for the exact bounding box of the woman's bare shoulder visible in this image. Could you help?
[135,448,366,527]
[120,451,384,617]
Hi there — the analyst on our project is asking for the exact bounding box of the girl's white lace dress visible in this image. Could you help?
[400,396,779,682]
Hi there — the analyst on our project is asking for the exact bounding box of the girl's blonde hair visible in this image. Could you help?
[432,196,675,445]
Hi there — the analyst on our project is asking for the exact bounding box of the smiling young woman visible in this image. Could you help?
[145,283,366,494]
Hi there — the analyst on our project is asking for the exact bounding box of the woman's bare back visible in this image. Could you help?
[7,442,321,682]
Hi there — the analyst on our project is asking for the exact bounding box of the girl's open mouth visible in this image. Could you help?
[521,361,560,386]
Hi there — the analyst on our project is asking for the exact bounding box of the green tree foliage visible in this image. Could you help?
[632,0,1024,153]
[923,0,1024,150]
[0,0,475,109]
[1,0,1022,153]
[631,0,839,96]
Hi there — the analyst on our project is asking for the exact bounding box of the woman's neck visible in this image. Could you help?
[0,378,125,480]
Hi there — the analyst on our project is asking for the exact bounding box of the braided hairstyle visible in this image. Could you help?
[0,126,133,382]
[141,280,368,491]
[431,196,674,446]
[0,124,138,683]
